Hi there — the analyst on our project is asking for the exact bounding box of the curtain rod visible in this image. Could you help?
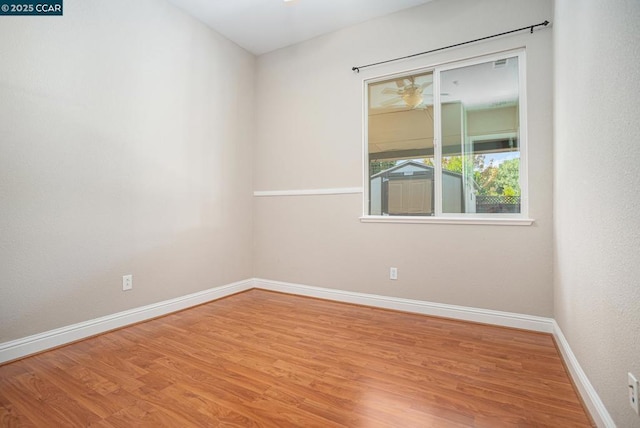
[351,20,550,73]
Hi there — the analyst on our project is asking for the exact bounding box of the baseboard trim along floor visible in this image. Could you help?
[0,279,254,365]
[0,277,613,427]
[255,279,614,427]
[254,278,555,333]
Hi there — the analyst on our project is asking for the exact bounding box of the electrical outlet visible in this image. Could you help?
[390,267,398,280]
[629,372,639,415]
[122,274,133,291]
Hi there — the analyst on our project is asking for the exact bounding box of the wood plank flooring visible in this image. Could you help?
[0,289,594,427]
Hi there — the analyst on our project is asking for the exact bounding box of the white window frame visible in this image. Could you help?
[361,49,533,226]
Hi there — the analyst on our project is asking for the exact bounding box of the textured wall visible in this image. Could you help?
[0,0,255,341]
[253,0,555,316]
[553,0,640,426]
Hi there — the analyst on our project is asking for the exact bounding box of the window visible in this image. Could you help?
[364,50,528,223]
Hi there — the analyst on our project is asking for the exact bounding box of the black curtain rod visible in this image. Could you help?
[351,20,550,73]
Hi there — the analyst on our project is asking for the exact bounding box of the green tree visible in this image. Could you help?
[424,155,486,174]
[422,154,519,196]
[369,160,396,176]
[432,155,494,194]
[494,159,520,196]
[503,186,517,197]
[475,163,498,195]
[442,156,464,173]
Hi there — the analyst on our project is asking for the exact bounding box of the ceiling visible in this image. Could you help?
[165,0,433,55]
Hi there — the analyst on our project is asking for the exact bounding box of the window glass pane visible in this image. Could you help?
[368,71,435,215]
[440,56,521,214]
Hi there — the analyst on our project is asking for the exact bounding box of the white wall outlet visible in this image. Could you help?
[389,267,398,280]
[122,274,133,291]
[629,372,639,415]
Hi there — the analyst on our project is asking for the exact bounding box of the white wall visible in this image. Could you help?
[2,0,638,423]
[253,0,554,316]
[553,1,640,426]
[0,0,255,342]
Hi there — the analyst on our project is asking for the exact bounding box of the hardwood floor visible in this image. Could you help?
[0,289,593,427]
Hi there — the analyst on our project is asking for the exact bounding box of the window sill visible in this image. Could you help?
[360,216,535,226]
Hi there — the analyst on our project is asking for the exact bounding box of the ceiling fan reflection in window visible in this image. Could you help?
[379,75,448,109]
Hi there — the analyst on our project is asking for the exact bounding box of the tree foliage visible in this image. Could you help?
[493,158,520,196]
[369,160,396,176]
[423,154,520,196]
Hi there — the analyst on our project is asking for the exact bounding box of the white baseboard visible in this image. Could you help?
[1,276,612,428]
[254,278,614,426]
[552,321,615,428]
[2,277,553,364]
[0,279,253,364]
[253,278,554,333]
